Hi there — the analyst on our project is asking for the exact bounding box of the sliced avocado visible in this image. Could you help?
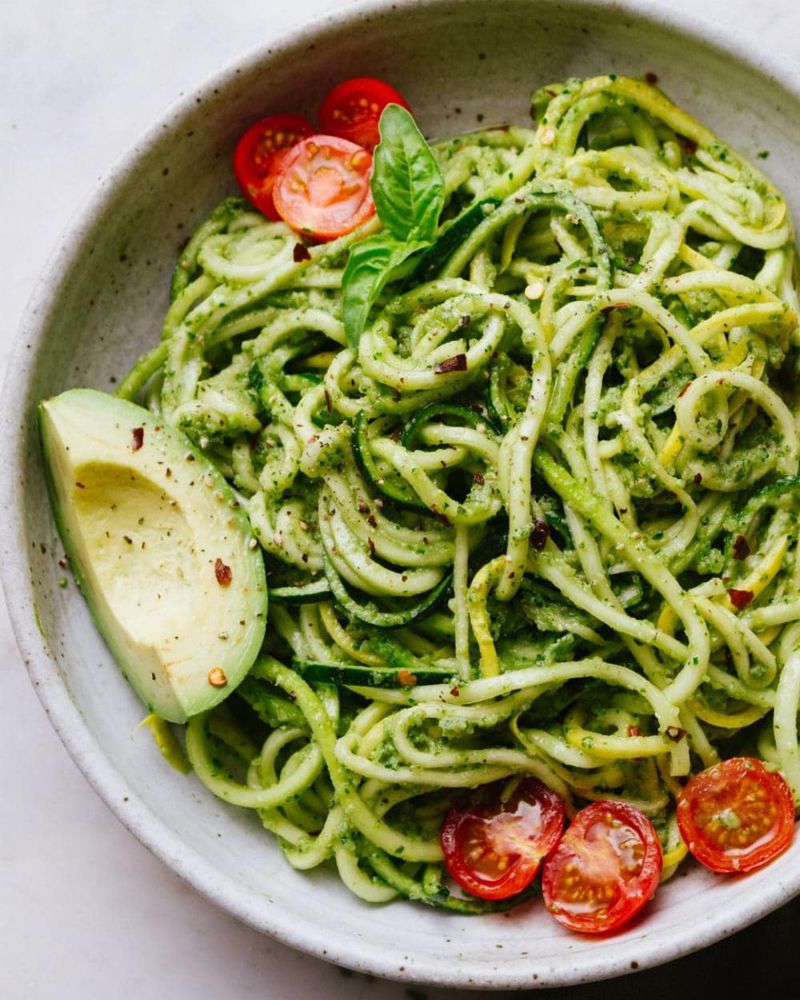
[39,388,267,723]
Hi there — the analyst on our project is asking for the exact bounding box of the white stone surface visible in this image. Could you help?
[1,1,799,997]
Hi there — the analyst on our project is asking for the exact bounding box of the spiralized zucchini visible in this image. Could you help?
[122,75,800,907]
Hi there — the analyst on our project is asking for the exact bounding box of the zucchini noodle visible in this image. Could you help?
[123,75,800,909]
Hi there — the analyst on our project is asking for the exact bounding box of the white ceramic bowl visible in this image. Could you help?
[5,0,800,988]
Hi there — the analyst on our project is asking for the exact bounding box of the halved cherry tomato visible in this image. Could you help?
[440,778,565,900]
[233,113,313,220]
[676,756,796,874]
[272,134,375,241]
[541,800,662,935]
[318,77,411,150]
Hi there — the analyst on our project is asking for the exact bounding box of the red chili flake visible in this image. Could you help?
[58,555,69,569]
[679,135,698,156]
[678,381,692,398]
[357,499,370,514]
[390,427,402,442]
[628,725,641,737]
[728,588,754,610]
[367,537,376,557]
[530,517,550,551]
[131,427,144,451]
[644,71,659,84]
[367,514,378,528]
[214,558,232,587]
[434,354,467,375]
[666,726,686,742]
[431,509,452,527]
[473,472,485,486]
[397,669,417,688]
[293,243,311,262]
[450,686,460,697]
[693,473,702,485]
[733,535,751,561]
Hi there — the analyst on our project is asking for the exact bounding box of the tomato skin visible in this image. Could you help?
[233,113,314,220]
[318,77,411,150]
[676,757,796,874]
[272,134,375,241]
[440,778,565,900]
[541,800,662,935]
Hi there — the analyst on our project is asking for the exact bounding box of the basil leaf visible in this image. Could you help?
[342,106,445,347]
[343,234,426,348]
[372,105,445,242]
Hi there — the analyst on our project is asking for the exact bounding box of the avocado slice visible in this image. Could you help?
[39,388,267,723]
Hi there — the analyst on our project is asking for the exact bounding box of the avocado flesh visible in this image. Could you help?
[39,388,267,723]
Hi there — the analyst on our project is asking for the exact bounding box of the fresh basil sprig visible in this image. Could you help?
[343,104,445,347]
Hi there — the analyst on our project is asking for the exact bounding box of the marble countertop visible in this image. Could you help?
[3,2,800,997]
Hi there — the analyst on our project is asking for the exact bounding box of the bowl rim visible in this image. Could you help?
[4,0,800,988]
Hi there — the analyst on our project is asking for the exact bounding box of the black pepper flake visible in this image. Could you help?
[665,726,686,742]
[473,472,485,486]
[679,135,698,156]
[530,517,550,551]
[693,472,702,485]
[367,537,376,557]
[733,535,751,561]
[434,354,467,375]
[75,482,85,489]
[644,71,659,84]
[123,535,133,545]
[367,514,378,528]
[293,243,311,262]
[214,558,232,586]
[131,426,144,451]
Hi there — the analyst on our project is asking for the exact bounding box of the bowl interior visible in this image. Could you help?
[7,0,800,988]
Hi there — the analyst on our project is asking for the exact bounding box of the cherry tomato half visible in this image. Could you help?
[676,757,796,874]
[318,76,411,150]
[272,134,375,241]
[440,778,565,900]
[541,800,662,935]
[233,113,314,220]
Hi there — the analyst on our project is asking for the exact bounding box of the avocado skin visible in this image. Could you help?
[39,388,267,723]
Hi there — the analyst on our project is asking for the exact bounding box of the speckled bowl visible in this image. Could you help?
[4,0,800,989]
